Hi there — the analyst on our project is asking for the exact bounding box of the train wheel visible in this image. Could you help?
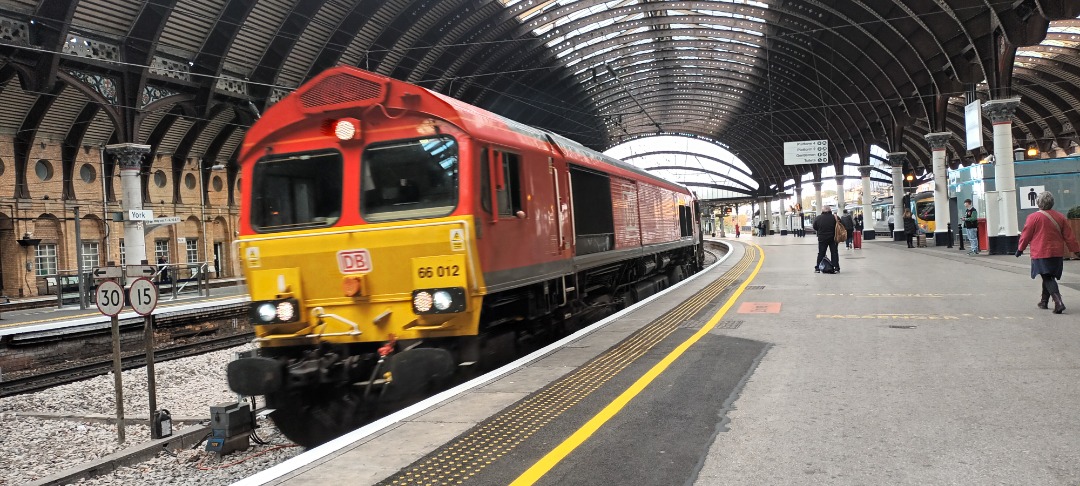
[269,387,367,448]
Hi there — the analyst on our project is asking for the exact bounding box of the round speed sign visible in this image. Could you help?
[95,280,125,316]
[128,277,159,316]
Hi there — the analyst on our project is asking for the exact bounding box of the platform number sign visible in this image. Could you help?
[95,280,125,316]
[128,277,159,316]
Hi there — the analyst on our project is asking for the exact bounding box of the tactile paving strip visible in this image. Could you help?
[382,248,759,485]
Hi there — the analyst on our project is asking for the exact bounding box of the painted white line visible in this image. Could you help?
[233,242,734,486]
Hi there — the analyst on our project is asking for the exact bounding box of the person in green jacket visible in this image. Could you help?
[963,199,979,254]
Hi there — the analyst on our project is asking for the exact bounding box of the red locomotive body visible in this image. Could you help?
[230,66,703,445]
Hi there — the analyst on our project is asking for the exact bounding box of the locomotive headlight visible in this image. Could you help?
[433,290,453,311]
[413,291,434,313]
[251,298,300,324]
[333,118,361,141]
[412,288,466,314]
[276,300,296,322]
[255,303,277,323]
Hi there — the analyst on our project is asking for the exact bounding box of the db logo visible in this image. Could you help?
[337,249,372,274]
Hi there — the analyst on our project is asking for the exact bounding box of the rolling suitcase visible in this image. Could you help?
[916,233,927,248]
[853,230,862,249]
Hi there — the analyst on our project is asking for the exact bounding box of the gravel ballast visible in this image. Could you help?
[0,345,305,486]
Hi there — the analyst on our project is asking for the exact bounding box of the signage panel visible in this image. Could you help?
[127,209,154,221]
[128,277,158,315]
[783,140,829,165]
[96,280,125,316]
[965,100,983,150]
[93,266,123,279]
[151,217,182,225]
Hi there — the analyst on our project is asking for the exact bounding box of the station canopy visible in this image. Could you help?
[1,0,1078,201]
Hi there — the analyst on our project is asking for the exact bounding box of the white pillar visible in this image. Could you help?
[813,181,823,216]
[888,152,908,241]
[764,197,773,235]
[983,98,1022,254]
[925,132,952,247]
[858,165,873,239]
[107,144,152,266]
[834,175,846,211]
[779,194,788,235]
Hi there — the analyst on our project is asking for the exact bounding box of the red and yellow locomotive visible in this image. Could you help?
[227,66,703,446]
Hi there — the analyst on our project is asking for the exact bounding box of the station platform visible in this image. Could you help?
[237,235,1080,485]
[0,279,248,337]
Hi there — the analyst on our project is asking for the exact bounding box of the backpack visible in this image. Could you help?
[817,256,836,274]
[833,215,848,243]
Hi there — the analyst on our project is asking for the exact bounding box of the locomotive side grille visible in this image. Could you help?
[299,74,382,108]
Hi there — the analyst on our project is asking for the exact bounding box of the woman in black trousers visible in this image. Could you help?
[902,209,917,248]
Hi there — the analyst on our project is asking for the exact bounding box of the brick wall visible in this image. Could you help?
[0,142,240,297]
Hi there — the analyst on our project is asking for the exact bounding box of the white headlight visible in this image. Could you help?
[433,290,453,311]
[256,303,276,322]
[413,291,433,313]
[276,301,296,322]
[334,119,356,140]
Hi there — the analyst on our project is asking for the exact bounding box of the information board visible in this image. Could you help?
[784,140,829,165]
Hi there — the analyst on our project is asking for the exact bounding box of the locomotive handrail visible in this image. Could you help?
[311,306,362,336]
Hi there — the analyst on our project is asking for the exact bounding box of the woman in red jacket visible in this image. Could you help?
[1016,191,1080,313]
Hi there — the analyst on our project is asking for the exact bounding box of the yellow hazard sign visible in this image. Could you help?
[450,229,465,252]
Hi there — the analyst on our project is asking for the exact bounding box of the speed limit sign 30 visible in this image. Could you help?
[95,280,125,316]
[129,277,159,316]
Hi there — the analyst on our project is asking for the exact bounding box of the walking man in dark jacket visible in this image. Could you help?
[813,205,840,273]
[840,210,855,249]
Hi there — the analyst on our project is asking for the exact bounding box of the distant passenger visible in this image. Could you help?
[903,209,917,248]
[963,199,979,254]
[1015,191,1080,314]
[812,205,839,273]
[887,213,895,235]
[841,210,855,249]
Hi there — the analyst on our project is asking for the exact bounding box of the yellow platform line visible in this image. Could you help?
[510,243,764,485]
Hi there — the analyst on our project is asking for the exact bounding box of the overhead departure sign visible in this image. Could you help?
[783,140,829,165]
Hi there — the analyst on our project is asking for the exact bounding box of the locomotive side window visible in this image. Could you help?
[250,150,343,232]
[361,136,459,222]
[480,149,523,217]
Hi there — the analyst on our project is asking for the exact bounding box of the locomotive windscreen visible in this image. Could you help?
[361,136,459,222]
[250,150,343,232]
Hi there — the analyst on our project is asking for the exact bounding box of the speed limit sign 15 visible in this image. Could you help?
[128,277,159,316]
[96,280,125,316]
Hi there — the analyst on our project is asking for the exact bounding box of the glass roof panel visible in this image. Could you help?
[604,135,758,195]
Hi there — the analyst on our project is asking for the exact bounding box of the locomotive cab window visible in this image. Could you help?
[361,136,459,222]
[480,149,523,217]
[251,150,343,232]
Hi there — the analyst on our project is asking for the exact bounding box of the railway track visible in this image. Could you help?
[0,332,254,397]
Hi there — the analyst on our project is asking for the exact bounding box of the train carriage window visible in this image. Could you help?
[361,136,458,222]
[251,150,343,232]
[480,149,522,217]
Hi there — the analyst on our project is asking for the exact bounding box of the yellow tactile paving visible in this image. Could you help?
[385,248,758,485]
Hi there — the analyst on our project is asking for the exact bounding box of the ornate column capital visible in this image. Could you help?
[857,165,873,177]
[105,143,152,170]
[924,132,951,150]
[886,152,908,168]
[812,181,823,189]
[982,98,1021,124]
